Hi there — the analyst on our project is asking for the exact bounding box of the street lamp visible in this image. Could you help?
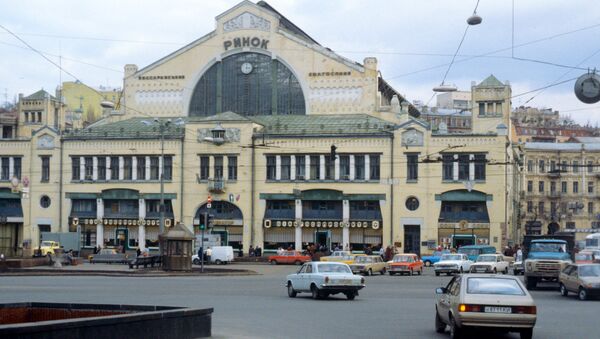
[140,117,184,255]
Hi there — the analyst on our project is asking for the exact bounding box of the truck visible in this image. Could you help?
[522,234,575,290]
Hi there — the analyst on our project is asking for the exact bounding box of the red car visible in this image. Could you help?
[269,251,311,265]
[388,253,423,276]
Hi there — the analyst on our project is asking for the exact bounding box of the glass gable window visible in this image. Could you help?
[189,53,305,117]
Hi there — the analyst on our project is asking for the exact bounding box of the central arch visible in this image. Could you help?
[194,201,243,249]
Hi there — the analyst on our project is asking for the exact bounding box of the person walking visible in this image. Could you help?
[206,247,212,264]
[249,245,255,257]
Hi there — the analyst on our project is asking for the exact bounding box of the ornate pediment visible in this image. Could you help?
[401,129,424,147]
[197,128,241,143]
[37,134,55,150]
[223,12,271,32]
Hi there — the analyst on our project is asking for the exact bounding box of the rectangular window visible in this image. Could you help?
[340,155,350,180]
[538,181,544,193]
[110,156,119,180]
[589,182,594,194]
[588,202,594,214]
[98,157,106,181]
[550,160,556,172]
[163,156,172,180]
[199,156,209,180]
[355,155,365,180]
[41,156,50,182]
[369,155,380,180]
[561,161,568,172]
[136,156,145,180]
[407,154,418,181]
[228,156,238,180]
[539,160,545,173]
[280,156,291,180]
[527,201,533,213]
[561,181,567,193]
[478,102,485,115]
[573,161,579,173]
[72,157,80,181]
[442,155,454,180]
[566,221,575,229]
[266,156,276,180]
[150,157,159,180]
[295,155,305,179]
[561,202,568,214]
[37,112,42,123]
[123,156,132,180]
[588,161,594,173]
[13,157,21,179]
[551,202,558,215]
[550,181,556,193]
[474,154,486,180]
[458,154,469,180]
[573,181,579,193]
[324,155,334,180]
[213,156,223,179]
[84,157,93,180]
[310,155,320,180]
[527,180,533,192]
[538,201,545,215]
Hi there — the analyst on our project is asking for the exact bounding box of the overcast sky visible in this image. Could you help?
[1,0,599,124]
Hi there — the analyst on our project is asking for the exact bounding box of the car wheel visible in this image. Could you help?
[449,315,462,339]
[294,260,302,265]
[560,283,569,297]
[409,269,413,276]
[311,285,321,300]
[345,292,356,300]
[215,259,222,265]
[435,309,446,333]
[192,258,200,265]
[459,267,464,273]
[389,272,395,276]
[424,260,432,267]
[368,269,372,276]
[513,270,519,276]
[381,268,386,275]
[287,283,297,298]
[435,272,440,276]
[418,268,423,275]
[578,287,588,301]
[270,260,277,265]
[520,328,533,339]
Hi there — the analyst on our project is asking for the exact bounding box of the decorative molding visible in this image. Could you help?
[401,129,424,147]
[37,134,55,150]
[223,12,271,32]
[308,87,363,103]
[135,90,183,105]
[197,128,241,142]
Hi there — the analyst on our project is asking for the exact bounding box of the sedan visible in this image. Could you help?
[559,263,600,300]
[349,255,387,275]
[434,254,472,276]
[388,253,423,276]
[286,262,365,300]
[434,274,536,339]
[469,254,509,274]
[269,251,311,265]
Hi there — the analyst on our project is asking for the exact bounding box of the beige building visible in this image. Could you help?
[61,81,122,128]
[519,142,600,242]
[0,0,513,257]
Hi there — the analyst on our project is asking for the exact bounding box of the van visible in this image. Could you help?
[210,246,234,264]
[458,245,496,261]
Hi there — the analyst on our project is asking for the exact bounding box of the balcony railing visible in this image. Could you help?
[548,191,561,198]
[547,170,561,178]
[438,211,490,223]
[208,178,225,193]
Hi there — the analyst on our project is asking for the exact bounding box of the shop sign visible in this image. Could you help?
[224,37,269,50]
[439,222,490,229]
[263,219,381,229]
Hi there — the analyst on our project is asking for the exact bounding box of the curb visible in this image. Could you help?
[0,268,260,277]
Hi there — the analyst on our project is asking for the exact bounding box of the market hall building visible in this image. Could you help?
[0,0,514,257]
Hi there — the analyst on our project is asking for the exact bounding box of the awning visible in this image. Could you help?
[435,190,492,202]
[0,198,23,218]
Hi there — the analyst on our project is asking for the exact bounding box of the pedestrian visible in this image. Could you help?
[277,247,284,255]
[249,245,254,257]
[378,245,385,259]
[136,247,142,257]
[198,246,203,261]
[256,246,262,257]
[238,247,243,257]
[206,247,212,263]
[385,246,393,262]
[66,250,74,265]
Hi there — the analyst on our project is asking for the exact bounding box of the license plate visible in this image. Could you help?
[338,279,352,284]
[476,268,487,272]
[484,306,511,314]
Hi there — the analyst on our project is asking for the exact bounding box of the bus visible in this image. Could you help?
[584,233,600,251]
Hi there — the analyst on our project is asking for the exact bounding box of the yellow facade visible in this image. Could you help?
[61,81,121,127]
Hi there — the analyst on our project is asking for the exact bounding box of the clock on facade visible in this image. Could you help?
[241,62,253,74]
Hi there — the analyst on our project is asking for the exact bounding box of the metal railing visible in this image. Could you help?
[208,178,225,193]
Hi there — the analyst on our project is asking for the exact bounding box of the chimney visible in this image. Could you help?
[363,57,377,71]
[124,64,138,78]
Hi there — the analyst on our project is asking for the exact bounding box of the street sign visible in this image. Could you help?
[229,193,234,202]
[206,203,212,209]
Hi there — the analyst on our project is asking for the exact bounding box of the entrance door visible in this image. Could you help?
[0,223,19,257]
[212,230,228,246]
[315,230,331,251]
[404,225,421,256]
[115,229,128,250]
[452,235,475,248]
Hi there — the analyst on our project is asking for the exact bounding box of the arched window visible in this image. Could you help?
[189,52,305,117]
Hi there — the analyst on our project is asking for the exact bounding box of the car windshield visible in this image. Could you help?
[354,256,373,263]
[317,263,351,274]
[441,255,463,261]
[393,256,414,263]
[477,255,497,262]
[579,265,600,277]
[467,277,525,296]
[41,241,53,246]
[458,248,479,256]
[530,242,567,253]
[576,253,593,261]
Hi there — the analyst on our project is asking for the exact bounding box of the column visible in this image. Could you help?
[138,199,146,251]
[106,156,111,180]
[365,155,371,180]
[132,156,137,181]
[320,155,326,180]
[79,156,85,181]
[8,157,14,178]
[275,155,281,180]
[92,157,98,180]
[305,155,310,179]
[223,156,228,181]
[295,199,302,251]
[118,156,124,180]
[145,156,151,180]
[96,199,104,248]
[158,156,163,179]
[349,155,355,180]
[334,156,340,180]
[290,155,296,181]
[342,200,350,249]
[469,154,475,181]
[453,155,459,181]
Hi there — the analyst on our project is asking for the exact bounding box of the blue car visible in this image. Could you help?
[421,250,450,267]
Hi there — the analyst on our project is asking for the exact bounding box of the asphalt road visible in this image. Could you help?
[0,265,597,338]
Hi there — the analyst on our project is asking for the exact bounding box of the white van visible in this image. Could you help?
[210,246,234,264]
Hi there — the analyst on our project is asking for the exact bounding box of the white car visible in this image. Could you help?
[469,254,510,274]
[434,254,472,276]
[286,261,365,300]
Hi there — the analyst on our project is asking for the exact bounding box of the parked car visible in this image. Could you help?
[469,254,510,274]
[458,245,496,261]
[434,254,472,276]
[513,261,524,276]
[349,255,387,275]
[286,261,365,300]
[89,248,129,264]
[269,251,311,265]
[40,241,61,255]
[388,253,423,276]
[434,274,536,339]
[559,263,600,300]
[192,246,234,265]
[320,251,363,265]
[422,250,450,267]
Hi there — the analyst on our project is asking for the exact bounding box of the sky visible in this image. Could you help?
[1,0,600,124]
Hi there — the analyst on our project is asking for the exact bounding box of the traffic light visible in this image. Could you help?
[199,212,207,230]
[330,145,337,159]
